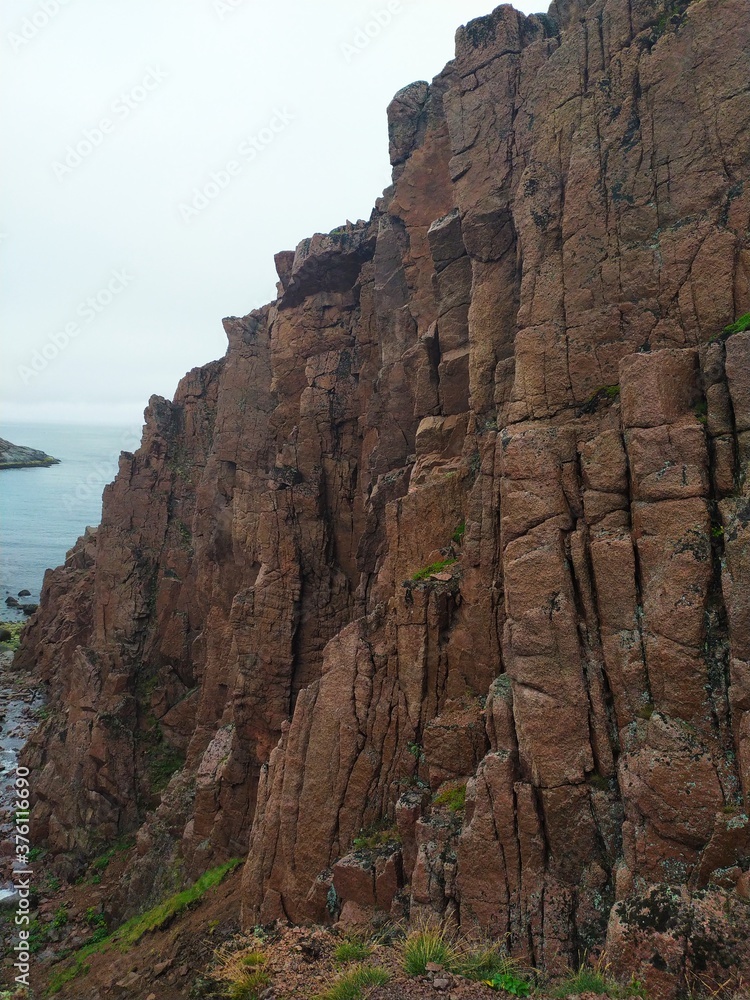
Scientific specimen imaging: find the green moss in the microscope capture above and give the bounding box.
[147,741,185,793]
[452,521,466,544]
[433,784,467,813]
[411,557,457,582]
[710,312,750,343]
[723,312,750,336]
[48,859,243,994]
[352,822,400,852]
[578,385,620,416]
[0,621,25,651]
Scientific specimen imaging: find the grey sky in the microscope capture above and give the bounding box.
[1,0,540,427]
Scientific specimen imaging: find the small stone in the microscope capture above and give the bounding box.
[426,962,444,973]
[115,972,140,989]
[434,978,450,989]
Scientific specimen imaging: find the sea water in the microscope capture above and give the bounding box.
[0,423,142,620]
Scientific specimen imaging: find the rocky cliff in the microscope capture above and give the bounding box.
[17,0,750,994]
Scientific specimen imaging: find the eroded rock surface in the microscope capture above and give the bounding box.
[17,0,750,994]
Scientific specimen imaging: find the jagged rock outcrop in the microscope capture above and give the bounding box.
[17,0,750,994]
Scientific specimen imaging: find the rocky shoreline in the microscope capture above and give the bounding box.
[0,438,59,472]
[0,651,43,906]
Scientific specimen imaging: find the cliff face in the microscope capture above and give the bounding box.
[18,0,750,993]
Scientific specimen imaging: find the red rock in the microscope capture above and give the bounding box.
[15,0,750,986]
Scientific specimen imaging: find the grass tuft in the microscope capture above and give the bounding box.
[227,969,271,1000]
[551,958,648,998]
[403,926,455,976]
[313,964,390,1000]
[334,938,373,964]
[456,944,519,982]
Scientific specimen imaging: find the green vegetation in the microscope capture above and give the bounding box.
[0,621,25,651]
[313,965,390,1000]
[403,927,455,976]
[43,872,62,894]
[485,970,531,995]
[456,946,525,984]
[141,722,185,794]
[710,312,750,343]
[48,859,243,994]
[227,969,271,1000]
[723,312,750,336]
[239,952,267,968]
[87,836,134,881]
[452,520,466,544]
[334,938,373,964]
[27,917,49,954]
[84,907,109,944]
[411,557,457,582]
[114,858,242,947]
[52,906,68,929]
[433,783,467,813]
[352,822,400,852]
[579,385,621,416]
[551,962,647,998]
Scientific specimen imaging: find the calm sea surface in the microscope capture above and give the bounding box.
[0,423,141,621]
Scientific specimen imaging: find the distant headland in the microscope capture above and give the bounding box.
[0,437,60,470]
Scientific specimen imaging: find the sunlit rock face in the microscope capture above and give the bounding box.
[19,0,750,993]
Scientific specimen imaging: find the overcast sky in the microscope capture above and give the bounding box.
[1,0,539,427]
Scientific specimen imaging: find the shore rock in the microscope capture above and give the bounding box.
[0,438,59,471]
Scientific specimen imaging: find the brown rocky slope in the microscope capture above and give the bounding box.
[16,0,750,994]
